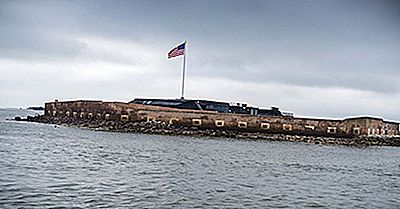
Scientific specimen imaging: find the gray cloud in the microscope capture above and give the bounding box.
[190,50,400,94]
[0,0,399,120]
[0,30,84,60]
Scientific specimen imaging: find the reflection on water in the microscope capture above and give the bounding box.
[0,108,399,208]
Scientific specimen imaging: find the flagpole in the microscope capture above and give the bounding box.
[180,41,187,100]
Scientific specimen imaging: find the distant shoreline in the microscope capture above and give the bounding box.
[27,106,44,111]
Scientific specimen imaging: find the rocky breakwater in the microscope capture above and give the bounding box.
[16,115,400,147]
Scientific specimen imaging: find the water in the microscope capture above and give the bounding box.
[0,108,399,208]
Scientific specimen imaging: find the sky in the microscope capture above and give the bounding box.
[0,0,399,120]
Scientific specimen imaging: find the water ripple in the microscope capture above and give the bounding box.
[1,109,400,208]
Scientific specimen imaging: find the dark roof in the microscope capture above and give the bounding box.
[344,116,384,121]
[130,98,230,113]
[130,98,283,116]
[258,108,283,117]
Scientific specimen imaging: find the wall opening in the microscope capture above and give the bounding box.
[327,127,337,134]
[105,114,110,120]
[121,115,129,121]
[305,125,315,130]
[283,124,292,131]
[215,120,225,127]
[169,118,179,125]
[238,121,248,128]
[146,117,155,122]
[192,119,202,126]
[353,127,361,135]
[261,122,270,129]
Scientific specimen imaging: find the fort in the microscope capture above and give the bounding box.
[24,99,399,146]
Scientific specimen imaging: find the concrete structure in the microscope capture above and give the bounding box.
[45,100,400,137]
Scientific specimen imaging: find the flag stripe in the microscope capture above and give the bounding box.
[168,42,185,59]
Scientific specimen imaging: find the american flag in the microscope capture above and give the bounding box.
[168,42,185,59]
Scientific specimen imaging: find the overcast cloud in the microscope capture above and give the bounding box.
[0,0,399,120]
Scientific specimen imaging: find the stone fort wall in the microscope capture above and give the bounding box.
[44,100,400,137]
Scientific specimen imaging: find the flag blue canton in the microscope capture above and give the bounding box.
[177,43,185,50]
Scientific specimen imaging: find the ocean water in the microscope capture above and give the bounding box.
[0,108,399,208]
